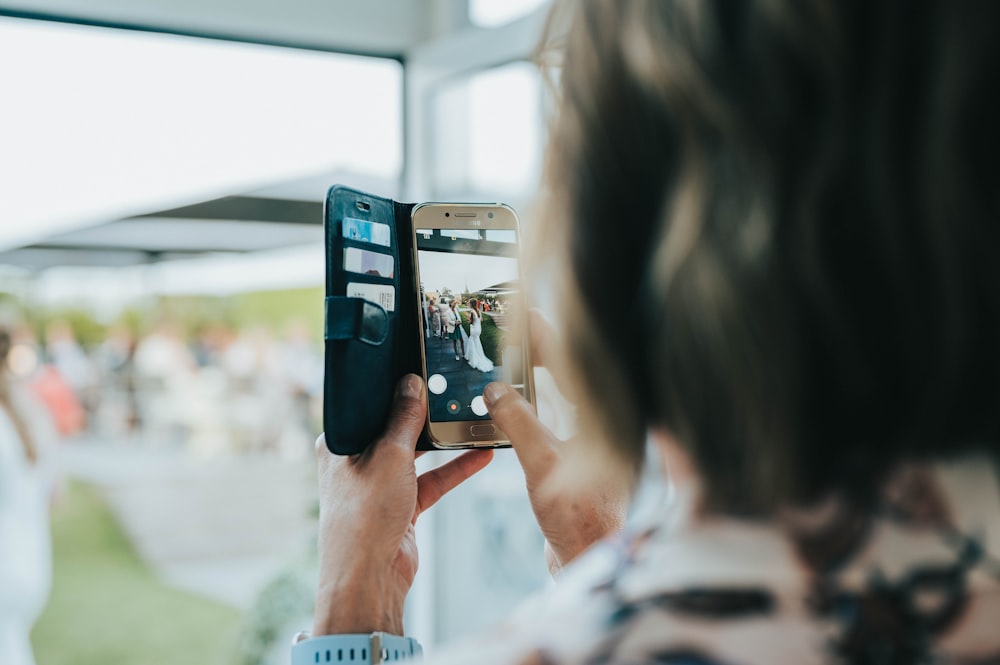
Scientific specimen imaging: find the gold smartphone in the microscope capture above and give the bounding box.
[411,202,534,448]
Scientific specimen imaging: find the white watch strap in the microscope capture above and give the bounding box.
[291,632,422,664]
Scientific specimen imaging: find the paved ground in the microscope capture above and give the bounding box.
[60,437,317,609]
[53,369,582,636]
[425,332,501,421]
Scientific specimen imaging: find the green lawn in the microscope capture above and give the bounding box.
[459,312,503,365]
[31,481,242,665]
[479,314,503,365]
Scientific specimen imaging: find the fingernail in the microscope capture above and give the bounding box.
[483,382,508,405]
[399,374,422,399]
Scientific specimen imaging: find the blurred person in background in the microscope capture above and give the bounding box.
[0,325,58,665]
[223,326,286,451]
[94,324,139,436]
[43,320,97,426]
[26,330,86,440]
[278,321,322,455]
[133,321,196,444]
[192,323,232,369]
[302,1,1000,664]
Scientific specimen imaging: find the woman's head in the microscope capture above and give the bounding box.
[540,0,1000,514]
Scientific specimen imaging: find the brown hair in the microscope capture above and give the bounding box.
[538,0,1000,515]
[0,329,37,464]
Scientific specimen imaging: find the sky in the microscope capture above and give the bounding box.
[417,250,518,297]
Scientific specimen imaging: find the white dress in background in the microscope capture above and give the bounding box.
[464,313,495,373]
[0,405,54,665]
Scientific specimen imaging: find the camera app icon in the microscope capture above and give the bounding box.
[428,374,447,395]
[470,396,488,416]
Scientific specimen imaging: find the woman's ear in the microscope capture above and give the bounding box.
[649,428,707,521]
[649,427,699,487]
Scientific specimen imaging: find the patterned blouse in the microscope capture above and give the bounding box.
[430,456,1000,665]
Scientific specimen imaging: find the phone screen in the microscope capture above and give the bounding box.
[416,227,526,423]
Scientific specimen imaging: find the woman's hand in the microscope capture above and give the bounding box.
[484,311,629,576]
[313,374,493,636]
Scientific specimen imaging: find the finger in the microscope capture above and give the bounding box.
[415,449,494,519]
[483,382,559,484]
[314,433,344,469]
[315,433,327,460]
[314,433,335,477]
[375,374,427,457]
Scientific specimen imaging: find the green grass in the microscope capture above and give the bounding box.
[480,314,503,365]
[31,481,242,665]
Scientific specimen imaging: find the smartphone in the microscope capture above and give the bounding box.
[411,202,534,448]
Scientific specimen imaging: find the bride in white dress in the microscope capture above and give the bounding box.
[0,329,55,665]
[463,300,495,373]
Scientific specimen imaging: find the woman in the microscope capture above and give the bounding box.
[302,1,1000,664]
[446,300,465,361]
[427,298,441,339]
[463,299,494,373]
[0,328,55,665]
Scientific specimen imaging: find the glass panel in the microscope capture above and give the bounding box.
[0,17,402,249]
[428,61,544,206]
[419,59,554,648]
[469,0,550,27]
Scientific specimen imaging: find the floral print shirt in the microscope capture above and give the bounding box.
[430,456,1000,665]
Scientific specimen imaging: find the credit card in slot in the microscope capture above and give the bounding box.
[347,282,395,312]
[344,247,394,278]
[342,217,391,247]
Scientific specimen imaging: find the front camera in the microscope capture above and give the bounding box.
[488,212,494,219]
[445,212,450,217]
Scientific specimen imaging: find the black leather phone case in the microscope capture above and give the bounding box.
[323,185,433,455]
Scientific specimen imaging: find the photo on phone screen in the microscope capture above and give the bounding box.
[416,227,526,423]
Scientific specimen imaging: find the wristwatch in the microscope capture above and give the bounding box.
[291,631,423,664]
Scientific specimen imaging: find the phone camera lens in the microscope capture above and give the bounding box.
[445,212,450,217]
[488,212,494,219]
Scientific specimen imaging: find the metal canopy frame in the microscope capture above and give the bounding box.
[0,6,407,59]
[0,200,324,269]
[134,196,323,225]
